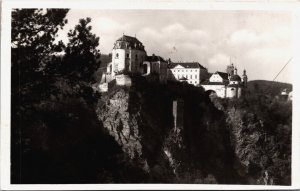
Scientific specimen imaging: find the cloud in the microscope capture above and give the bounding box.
[207,53,230,72]
[230,30,260,45]
[93,17,122,33]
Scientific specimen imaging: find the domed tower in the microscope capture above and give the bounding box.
[226,63,235,77]
[229,69,241,85]
[111,34,147,77]
[227,67,242,98]
[242,69,248,85]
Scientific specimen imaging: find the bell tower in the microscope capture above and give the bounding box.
[242,69,248,85]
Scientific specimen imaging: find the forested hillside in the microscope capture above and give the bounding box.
[10,9,291,185]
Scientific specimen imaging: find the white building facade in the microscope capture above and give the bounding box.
[107,35,147,77]
[168,62,208,86]
[201,65,247,99]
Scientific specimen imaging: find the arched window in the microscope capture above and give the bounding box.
[115,53,119,58]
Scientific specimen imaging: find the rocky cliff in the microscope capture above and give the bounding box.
[96,76,245,183]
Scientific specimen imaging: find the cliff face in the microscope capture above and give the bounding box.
[96,76,244,183]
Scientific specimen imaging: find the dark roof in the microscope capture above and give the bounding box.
[116,35,141,43]
[201,81,227,85]
[230,75,241,81]
[179,77,188,81]
[228,84,242,87]
[215,72,229,80]
[113,35,145,51]
[168,62,206,69]
[146,55,166,62]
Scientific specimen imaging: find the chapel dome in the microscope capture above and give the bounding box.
[230,75,241,81]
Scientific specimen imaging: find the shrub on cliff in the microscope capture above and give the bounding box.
[224,91,292,185]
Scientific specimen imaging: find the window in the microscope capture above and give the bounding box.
[126,53,129,58]
[190,75,192,79]
[195,75,197,79]
[135,54,138,60]
[195,81,197,84]
[115,53,119,58]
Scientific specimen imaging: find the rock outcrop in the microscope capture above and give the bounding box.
[96,76,244,183]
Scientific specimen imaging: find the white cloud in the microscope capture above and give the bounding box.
[207,53,230,72]
[93,17,122,34]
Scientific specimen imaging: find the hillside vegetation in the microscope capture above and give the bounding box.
[11,9,291,185]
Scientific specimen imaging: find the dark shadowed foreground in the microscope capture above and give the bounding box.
[11,75,291,184]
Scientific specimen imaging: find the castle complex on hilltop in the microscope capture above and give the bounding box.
[99,34,247,98]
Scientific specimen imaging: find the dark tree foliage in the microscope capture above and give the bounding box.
[63,17,101,82]
[222,89,292,185]
[11,9,145,184]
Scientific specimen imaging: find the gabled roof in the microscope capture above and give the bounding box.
[168,62,206,69]
[213,71,229,80]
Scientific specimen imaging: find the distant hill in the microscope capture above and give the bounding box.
[247,80,292,96]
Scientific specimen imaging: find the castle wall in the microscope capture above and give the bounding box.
[112,49,126,76]
[226,87,237,98]
[116,74,132,86]
[202,84,226,98]
[129,49,146,73]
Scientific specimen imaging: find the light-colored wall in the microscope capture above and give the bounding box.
[115,74,132,86]
[209,74,223,83]
[226,87,236,98]
[112,49,126,77]
[201,84,226,98]
[111,48,146,76]
[169,67,200,86]
[226,87,242,98]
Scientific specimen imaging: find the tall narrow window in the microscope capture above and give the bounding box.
[126,53,129,58]
[115,53,119,58]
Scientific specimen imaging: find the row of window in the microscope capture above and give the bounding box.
[176,74,198,79]
[188,81,198,85]
[115,53,143,60]
[172,69,198,73]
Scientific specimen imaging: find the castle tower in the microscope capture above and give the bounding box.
[226,63,234,77]
[111,34,147,77]
[242,69,248,85]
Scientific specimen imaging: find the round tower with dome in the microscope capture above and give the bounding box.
[109,34,147,77]
[226,67,243,98]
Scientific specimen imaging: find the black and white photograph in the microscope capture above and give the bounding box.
[1,0,300,190]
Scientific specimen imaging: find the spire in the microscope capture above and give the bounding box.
[234,67,237,75]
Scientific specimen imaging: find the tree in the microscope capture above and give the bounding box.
[12,9,68,74]
[63,17,101,82]
[11,9,69,183]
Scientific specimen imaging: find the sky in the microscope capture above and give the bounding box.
[57,9,293,83]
